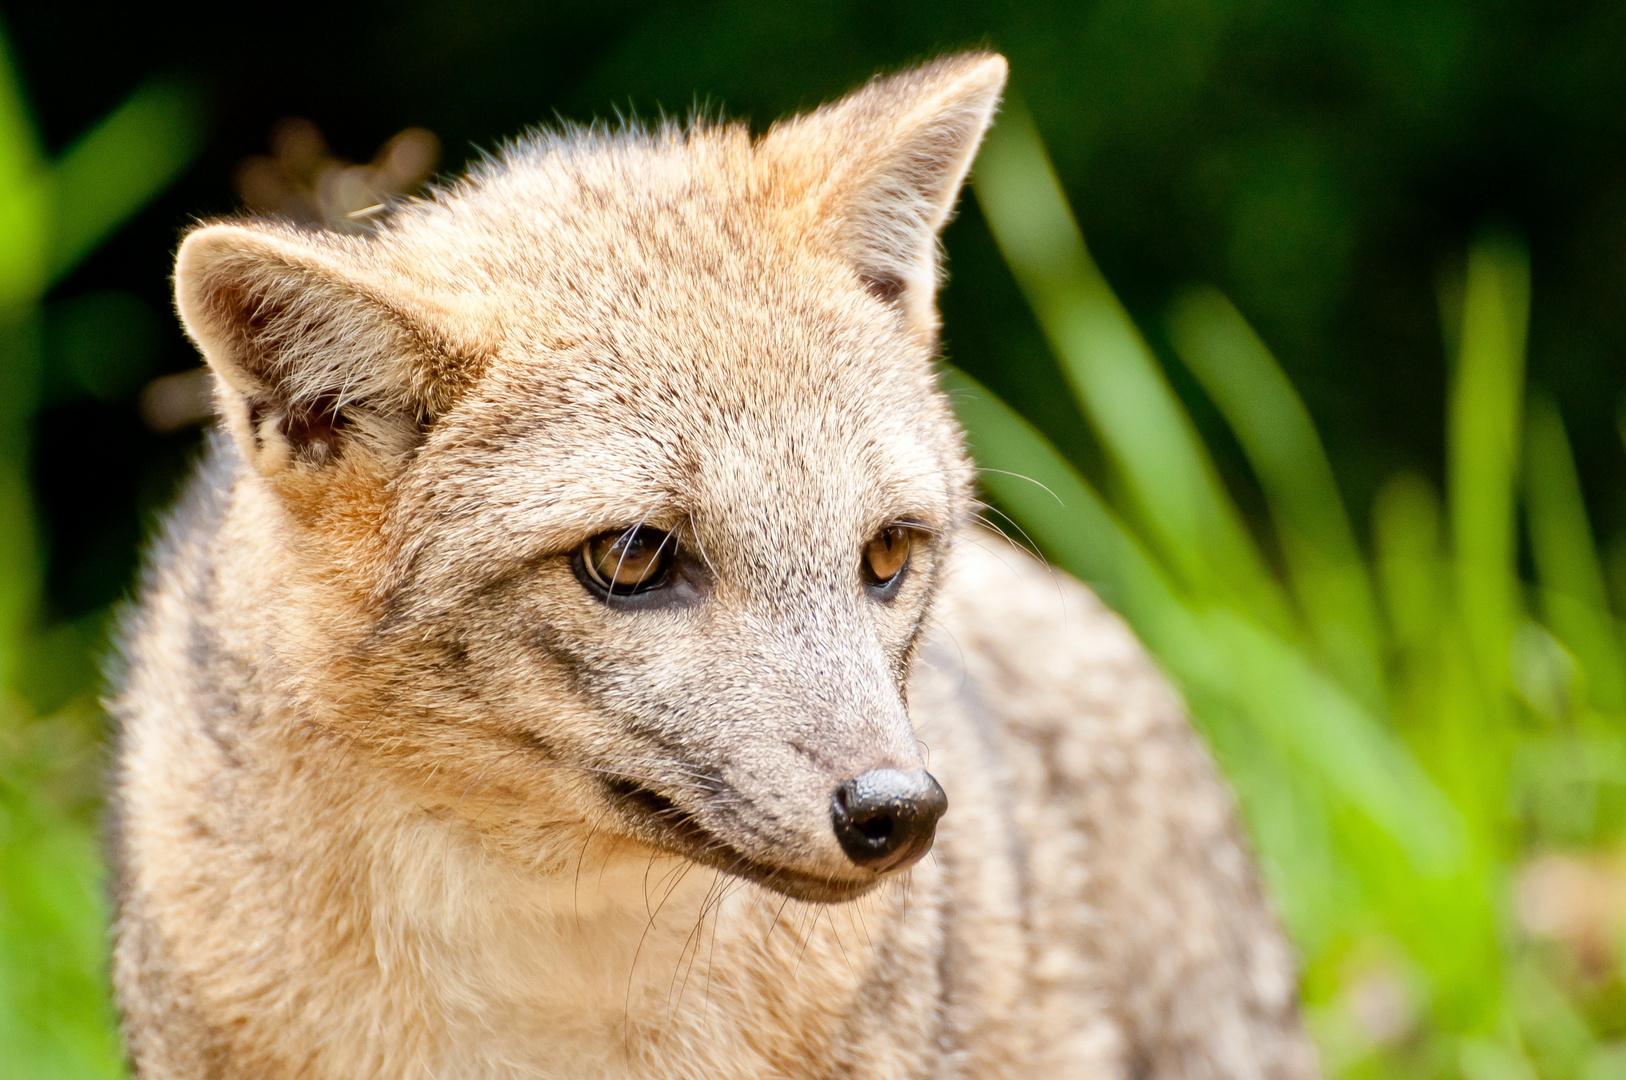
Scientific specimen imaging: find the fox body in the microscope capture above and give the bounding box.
[111,54,1316,1078]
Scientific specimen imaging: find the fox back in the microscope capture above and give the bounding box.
[112,53,1317,1079]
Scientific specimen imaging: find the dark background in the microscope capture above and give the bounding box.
[8,0,1626,624]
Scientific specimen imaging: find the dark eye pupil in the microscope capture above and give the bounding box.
[583,527,672,592]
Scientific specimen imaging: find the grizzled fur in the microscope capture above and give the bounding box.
[111,53,1318,1078]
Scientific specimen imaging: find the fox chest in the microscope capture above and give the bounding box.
[356,862,885,1080]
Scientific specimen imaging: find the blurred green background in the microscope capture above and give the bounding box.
[5,1,1626,1077]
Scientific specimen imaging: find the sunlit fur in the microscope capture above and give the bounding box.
[111,53,1317,1078]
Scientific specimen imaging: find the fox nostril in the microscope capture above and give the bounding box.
[830,768,947,873]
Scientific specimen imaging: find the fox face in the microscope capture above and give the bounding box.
[377,287,967,902]
[173,54,1006,903]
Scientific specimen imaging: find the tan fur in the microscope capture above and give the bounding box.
[111,53,1318,1078]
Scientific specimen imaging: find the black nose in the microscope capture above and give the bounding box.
[830,768,947,872]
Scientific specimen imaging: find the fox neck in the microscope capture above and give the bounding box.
[298,750,922,1077]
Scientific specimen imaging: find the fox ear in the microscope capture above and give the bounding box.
[762,52,1007,335]
[174,223,485,475]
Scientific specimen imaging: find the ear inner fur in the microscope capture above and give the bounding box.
[175,223,487,474]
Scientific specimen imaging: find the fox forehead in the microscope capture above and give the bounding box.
[379,127,853,338]
[372,133,964,558]
[432,129,821,298]
[398,342,960,582]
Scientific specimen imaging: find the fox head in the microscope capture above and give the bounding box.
[173,53,1006,903]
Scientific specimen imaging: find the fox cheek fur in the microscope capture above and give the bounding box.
[367,493,948,896]
[114,50,1317,1080]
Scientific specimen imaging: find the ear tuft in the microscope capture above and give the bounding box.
[174,223,483,473]
[763,52,1007,335]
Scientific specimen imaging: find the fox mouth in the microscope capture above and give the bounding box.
[600,777,877,904]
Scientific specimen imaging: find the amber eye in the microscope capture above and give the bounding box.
[580,527,674,594]
[863,526,917,588]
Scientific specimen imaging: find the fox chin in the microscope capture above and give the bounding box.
[110,52,1319,1080]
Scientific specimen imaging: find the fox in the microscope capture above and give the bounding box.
[109,52,1318,1079]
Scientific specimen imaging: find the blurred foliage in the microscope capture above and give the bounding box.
[0,26,200,1080]
[6,0,1626,620]
[3,1,1626,1078]
[955,109,1626,1078]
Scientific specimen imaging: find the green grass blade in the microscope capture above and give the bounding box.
[0,23,38,187]
[1449,237,1529,699]
[1523,391,1624,711]
[0,758,125,1080]
[0,445,42,690]
[47,77,203,284]
[1168,285,1384,705]
[971,100,1294,637]
[1195,603,1466,873]
[1373,472,1446,657]
[0,25,45,305]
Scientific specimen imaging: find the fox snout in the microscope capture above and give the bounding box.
[590,677,946,902]
[602,756,948,901]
